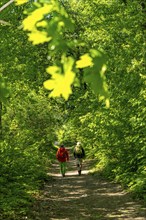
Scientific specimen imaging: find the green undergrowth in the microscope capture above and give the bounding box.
[90,158,146,203]
[0,140,56,220]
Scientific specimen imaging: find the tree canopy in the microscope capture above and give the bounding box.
[0,0,146,218]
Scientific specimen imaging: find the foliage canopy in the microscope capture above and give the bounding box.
[0,0,146,218]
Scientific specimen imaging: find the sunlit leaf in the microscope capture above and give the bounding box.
[23,5,53,31]
[36,21,48,28]
[76,53,93,68]
[15,0,28,5]
[28,30,52,45]
[44,56,75,100]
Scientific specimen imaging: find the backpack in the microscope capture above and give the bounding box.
[58,148,66,159]
[74,146,83,155]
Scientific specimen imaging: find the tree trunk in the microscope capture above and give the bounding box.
[0,101,2,140]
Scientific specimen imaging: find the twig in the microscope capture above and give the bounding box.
[0,0,14,13]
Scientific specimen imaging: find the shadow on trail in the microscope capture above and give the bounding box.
[29,159,146,220]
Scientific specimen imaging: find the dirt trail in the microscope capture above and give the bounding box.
[28,158,146,220]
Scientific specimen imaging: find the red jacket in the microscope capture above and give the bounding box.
[56,147,69,162]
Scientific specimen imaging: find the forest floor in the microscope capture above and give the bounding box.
[28,156,146,220]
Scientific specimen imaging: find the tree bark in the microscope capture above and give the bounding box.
[0,102,2,140]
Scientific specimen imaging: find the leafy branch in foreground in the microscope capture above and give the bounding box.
[15,0,109,106]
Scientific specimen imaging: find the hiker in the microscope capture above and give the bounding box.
[56,144,69,177]
[73,142,85,175]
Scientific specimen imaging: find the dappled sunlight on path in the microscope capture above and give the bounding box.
[47,169,89,178]
[28,158,146,220]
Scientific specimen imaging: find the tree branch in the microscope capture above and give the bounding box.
[0,19,11,25]
[0,0,14,12]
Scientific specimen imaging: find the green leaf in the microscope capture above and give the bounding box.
[28,30,52,45]
[76,53,93,68]
[84,64,108,96]
[83,50,109,106]
[23,5,53,31]
[44,56,75,100]
[15,0,28,5]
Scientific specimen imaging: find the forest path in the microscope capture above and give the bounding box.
[29,157,146,220]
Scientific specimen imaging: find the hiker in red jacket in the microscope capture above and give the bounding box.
[56,144,69,177]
